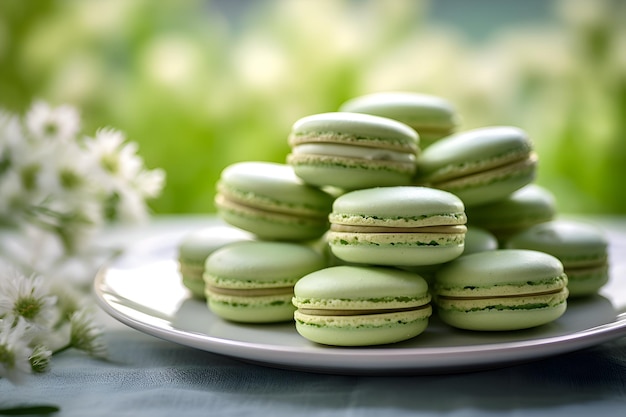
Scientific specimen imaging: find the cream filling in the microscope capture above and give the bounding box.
[437,287,565,301]
[330,224,467,234]
[206,284,294,297]
[215,193,328,226]
[292,143,416,164]
[423,153,537,189]
[297,304,431,316]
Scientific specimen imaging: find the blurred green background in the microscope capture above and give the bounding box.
[1,0,624,215]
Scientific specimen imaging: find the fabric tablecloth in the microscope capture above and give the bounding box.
[2,215,626,417]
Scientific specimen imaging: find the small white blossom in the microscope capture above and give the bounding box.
[0,266,58,329]
[0,317,33,384]
[25,100,80,143]
[69,309,107,358]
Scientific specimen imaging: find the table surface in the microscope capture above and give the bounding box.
[2,215,626,417]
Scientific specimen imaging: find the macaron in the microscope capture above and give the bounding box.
[415,126,537,207]
[287,112,419,190]
[339,91,459,148]
[177,225,254,298]
[506,220,609,297]
[400,226,498,280]
[214,161,335,241]
[465,184,557,245]
[463,226,499,255]
[327,186,467,266]
[292,265,432,346]
[204,241,327,323]
[433,249,569,331]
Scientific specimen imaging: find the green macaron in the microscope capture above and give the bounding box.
[177,225,254,298]
[339,91,460,148]
[287,112,419,190]
[415,126,537,207]
[506,220,609,297]
[204,240,327,323]
[433,249,569,331]
[465,184,557,245]
[327,186,467,266]
[292,265,432,346]
[463,226,499,255]
[214,161,335,241]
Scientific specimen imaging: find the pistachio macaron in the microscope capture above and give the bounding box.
[465,184,557,245]
[204,241,327,323]
[327,186,467,266]
[339,91,460,148]
[415,126,537,207]
[287,112,419,190]
[506,220,609,297]
[292,265,432,346]
[433,249,569,331]
[177,225,254,298]
[214,161,335,241]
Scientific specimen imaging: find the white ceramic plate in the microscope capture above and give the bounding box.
[94,227,626,375]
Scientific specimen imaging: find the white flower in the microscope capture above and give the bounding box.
[29,344,52,373]
[133,167,166,199]
[25,100,80,143]
[69,309,107,358]
[0,266,57,329]
[0,317,33,384]
[85,128,143,187]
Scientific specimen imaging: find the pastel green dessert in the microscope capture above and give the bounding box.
[463,226,499,255]
[433,249,569,331]
[287,112,419,190]
[327,186,467,266]
[465,184,557,244]
[339,91,460,148]
[178,225,254,298]
[400,226,498,282]
[415,126,537,207]
[292,265,432,346]
[506,220,609,297]
[214,161,335,241]
[204,241,327,323]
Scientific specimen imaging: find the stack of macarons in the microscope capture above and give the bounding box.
[178,90,609,345]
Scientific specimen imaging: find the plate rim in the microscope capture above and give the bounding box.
[94,262,626,375]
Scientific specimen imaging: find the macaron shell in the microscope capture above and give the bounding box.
[330,186,466,227]
[415,126,536,206]
[328,235,465,266]
[294,310,430,346]
[433,249,568,331]
[437,302,567,331]
[215,162,334,240]
[435,249,566,295]
[288,112,419,190]
[208,295,295,323]
[328,186,467,266]
[178,226,255,298]
[505,220,608,268]
[289,112,419,151]
[565,265,609,297]
[506,220,609,297]
[465,184,557,241]
[205,241,327,287]
[288,159,415,190]
[205,241,326,323]
[463,226,498,255]
[338,92,459,146]
[417,126,533,182]
[293,265,431,346]
[293,265,429,303]
[216,162,334,215]
[429,153,537,207]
